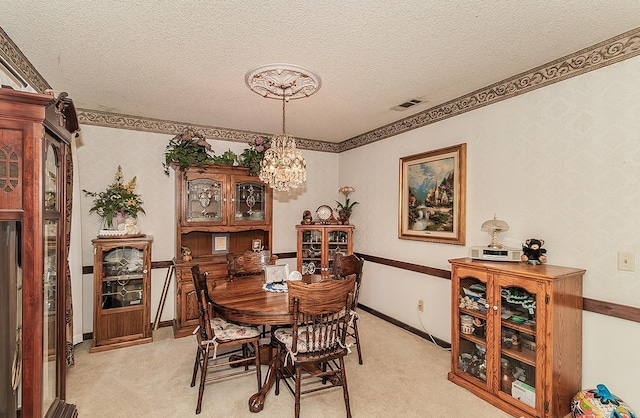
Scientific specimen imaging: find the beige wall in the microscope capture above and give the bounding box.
[345,55,640,407]
[74,54,640,408]
[75,126,339,332]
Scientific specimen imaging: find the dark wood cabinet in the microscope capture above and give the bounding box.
[91,236,153,352]
[448,258,584,418]
[0,88,78,417]
[172,164,273,337]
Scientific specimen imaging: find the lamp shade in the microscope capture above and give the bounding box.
[481,215,509,248]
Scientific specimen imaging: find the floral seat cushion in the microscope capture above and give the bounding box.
[209,317,260,341]
[273,326,339,354]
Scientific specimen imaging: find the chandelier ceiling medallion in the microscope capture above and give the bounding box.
[245,64,321,192]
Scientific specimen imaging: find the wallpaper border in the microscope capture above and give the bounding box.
[340,27,640,151]
[0,26,50,93]
[2,26,639,152]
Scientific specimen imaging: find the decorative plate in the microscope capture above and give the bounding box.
[316,205,333,221]
[288,270,302,281]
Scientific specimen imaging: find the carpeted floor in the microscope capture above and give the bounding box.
[66,311,511,417]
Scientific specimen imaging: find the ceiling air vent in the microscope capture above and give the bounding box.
[390,98,424,111]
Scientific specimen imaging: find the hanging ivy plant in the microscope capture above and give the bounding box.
[212,149,239,166]
[163,129,216,176]
[239,136,271,176]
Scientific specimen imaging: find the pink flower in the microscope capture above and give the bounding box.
[255,137,264,145]
[255,145,264,152]
[196,139,212,150]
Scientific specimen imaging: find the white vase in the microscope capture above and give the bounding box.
[109,213,126,230]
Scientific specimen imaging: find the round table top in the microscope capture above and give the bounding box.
[209,274,328,325]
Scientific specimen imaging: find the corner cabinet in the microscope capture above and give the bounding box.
[91,236,153,352]
[172,164,273,337]
[296,225,354,274]
[448,258,584,418]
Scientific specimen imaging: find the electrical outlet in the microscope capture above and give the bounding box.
[418,299,424,312]
[618,251,635,272]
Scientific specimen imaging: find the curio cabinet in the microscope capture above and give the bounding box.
[448,258,584,418]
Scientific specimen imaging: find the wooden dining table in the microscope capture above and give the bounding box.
[208,273,328,413]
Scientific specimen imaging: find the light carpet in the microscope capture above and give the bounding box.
[66,311,511,417]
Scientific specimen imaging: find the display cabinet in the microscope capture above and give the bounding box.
[172,164,273,337]
[0,88,78,417]
[448,258,584,418]
[91,236,153,352]
[296,225,354,274]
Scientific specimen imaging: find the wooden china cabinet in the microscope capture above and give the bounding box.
[296,224,354,274]
[91,236,153,352]
[172,164,273,337]
[0,88,79,417]
[448,258,584,418]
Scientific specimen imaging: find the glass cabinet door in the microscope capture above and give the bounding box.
[300,228,323,274]
[455,274,489,388]
[100,247,145,309]
[233,180,266,223]
[496,280,539,410]
[42,142,60,416]
[327,229,350,271]
[186,177,224,222]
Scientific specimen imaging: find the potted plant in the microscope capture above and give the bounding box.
[335,186,359,225]
[83,166,146,230]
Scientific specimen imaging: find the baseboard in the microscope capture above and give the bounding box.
[358,303,451,349]
[81,320,174,342]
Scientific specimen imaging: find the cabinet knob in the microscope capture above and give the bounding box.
[143,269,148,274]
[493,305,499,311]
[484,303,490,309]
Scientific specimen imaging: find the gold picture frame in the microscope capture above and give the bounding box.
[399,143,466,245]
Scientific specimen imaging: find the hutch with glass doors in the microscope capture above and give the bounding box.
[91,236,153,352]
[448,258,584,418]
[296,225,354,274]
[172,164,273,337]
[0,88,79,417]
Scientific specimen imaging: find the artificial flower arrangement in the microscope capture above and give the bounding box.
[336,186,359,218]
[163,128,216,175]
[83,166,145,228]
[239,136,271,175]
[163,128,270,177]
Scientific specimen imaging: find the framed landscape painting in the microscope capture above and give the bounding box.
[399,143,466,245]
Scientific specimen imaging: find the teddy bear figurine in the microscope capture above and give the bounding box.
[521,238,547,264]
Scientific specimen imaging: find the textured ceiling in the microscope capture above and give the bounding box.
[1,1,640,143]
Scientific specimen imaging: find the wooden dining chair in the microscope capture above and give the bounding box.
[332,253,365,364]
[272,275,356,418]
[190,266,262,415]
[226,250,275,280]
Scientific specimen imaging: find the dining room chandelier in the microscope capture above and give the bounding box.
[245,64,321,192]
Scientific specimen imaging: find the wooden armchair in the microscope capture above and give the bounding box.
[189,265,262,414]
[272,275,356,418]
[332,253,365,364]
